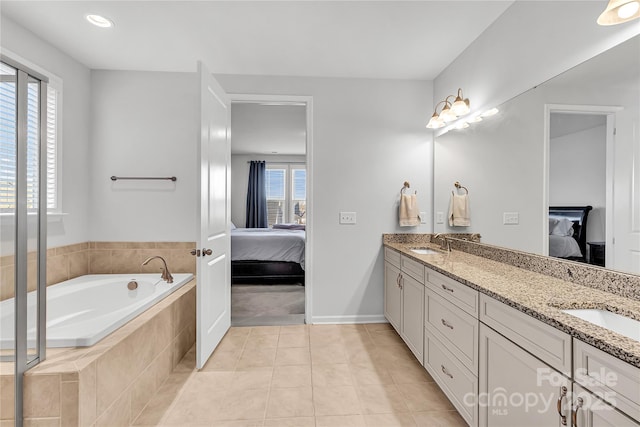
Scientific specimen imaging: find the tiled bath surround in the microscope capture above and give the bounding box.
[0,241,196,301]
[0,279,196,426]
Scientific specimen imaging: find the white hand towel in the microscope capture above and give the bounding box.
[449,192,470,227]
[399,193,421,227]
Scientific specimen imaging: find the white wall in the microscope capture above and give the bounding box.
[89,71,199,242]
[0,15,91,250]
[230,154,306,228]
[434,1,639,120]
[219,74,433,322]
[550,125,606,242]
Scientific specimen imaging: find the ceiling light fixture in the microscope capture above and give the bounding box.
[86,14,114,28]
[597,0,640,25]
[426,88,470,129]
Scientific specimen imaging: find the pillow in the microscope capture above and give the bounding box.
[551,218,574,237]
[548,218,559,235]
[230,222,236,230]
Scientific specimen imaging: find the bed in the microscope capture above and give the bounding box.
[548,206,592,262]
[231,226,305,284]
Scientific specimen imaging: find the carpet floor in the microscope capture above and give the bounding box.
[231,284,305,326]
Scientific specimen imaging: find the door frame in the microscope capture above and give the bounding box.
[542,104,622,265]
[228,94,314,324]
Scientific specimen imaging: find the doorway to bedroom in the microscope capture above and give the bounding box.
[229,96,311,326]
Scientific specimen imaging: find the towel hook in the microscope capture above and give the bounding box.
[454,181,469,194]
[400,181,416,195]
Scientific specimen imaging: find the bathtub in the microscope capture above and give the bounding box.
[0,273,193,348]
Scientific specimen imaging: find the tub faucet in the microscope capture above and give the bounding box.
[141,256,174,283]
[433,233,451,252]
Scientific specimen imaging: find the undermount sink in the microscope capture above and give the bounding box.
[410,248,439,255]
[561,309,640,341]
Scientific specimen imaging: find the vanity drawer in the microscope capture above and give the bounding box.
[479,294,571,375]
[425,289,478,374]
[426,268,478,316]
[574,339,640,422]
[424,331,477,427]
[384,247,401,268]
[401,255,425,283]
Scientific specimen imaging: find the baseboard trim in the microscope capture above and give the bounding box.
[309,314,388,324]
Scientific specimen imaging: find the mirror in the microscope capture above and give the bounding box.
[434,35,640,275]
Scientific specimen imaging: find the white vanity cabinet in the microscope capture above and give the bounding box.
[383,248,425,362]
[572,383,640,427]
[423,267,479,427]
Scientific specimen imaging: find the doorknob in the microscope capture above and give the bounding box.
[190,249,201,257]
[202,248,213,256]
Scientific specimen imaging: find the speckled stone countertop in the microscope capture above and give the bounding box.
[383,240,640,369]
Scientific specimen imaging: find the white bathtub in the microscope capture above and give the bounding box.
[0,273,193,348]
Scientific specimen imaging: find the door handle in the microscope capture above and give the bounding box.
[190,249,201,257]
[202,248,213,256]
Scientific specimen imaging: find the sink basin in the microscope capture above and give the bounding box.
[561,309,640,341]
[410,248,439,255]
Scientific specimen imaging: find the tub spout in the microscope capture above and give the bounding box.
[141,256,174,283]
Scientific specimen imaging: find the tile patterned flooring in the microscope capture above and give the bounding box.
[133,324,466,427]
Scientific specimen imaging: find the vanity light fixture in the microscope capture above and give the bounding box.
[481,108,499,117]
[426,88,471,129]
[468,115,483,123]
[597,0,640,25]
[86,14,114,28]
[454,121,470,130]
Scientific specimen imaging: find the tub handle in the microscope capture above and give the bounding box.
[190,249,201,257]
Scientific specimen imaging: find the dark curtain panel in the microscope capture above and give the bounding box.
[246,160,268,228]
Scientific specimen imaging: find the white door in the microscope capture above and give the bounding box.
[196,62,231,369]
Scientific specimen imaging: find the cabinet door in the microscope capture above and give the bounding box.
[572,384,640,427]
[401,273,424,362]
[479,324,569,427]
[384,261,402,332]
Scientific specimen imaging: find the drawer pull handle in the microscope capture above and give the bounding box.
[441,365,453,379]
[571,397,583,427]
[396,274,401,288]
[441,319,454,330]
[557,386,567,426]
[441,284,454,293]
[399,274,403,290]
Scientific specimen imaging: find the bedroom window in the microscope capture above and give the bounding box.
[265,164,306,226]
[0,61,60,213]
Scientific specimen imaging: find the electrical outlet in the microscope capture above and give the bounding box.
[436,212,444,224]
[420,212,427,224]
[503,212,519,225]
[339,212,356,224]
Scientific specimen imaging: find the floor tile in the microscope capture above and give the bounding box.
[313,385,362,416]
[275,347,311,366]
[364,412,417,426]
[264,417,314,427]
[277,333,310,348]
[266,386,314,418]
[397,382,455,412]
[369,330,405,347]
[349,363,394,386]
[311,363,353,387]
[279,324,309,334]
[236,347,277,369]
[271,365,312,388]
[315,414,367,427]
[201,349,241,372]
[249,326,281,336]
[217,334,248,352]
[412,410,467,427]
[356,383,410,414]
[211,420,264,427]
[311,344,348,365]
[132,372,191,425]
[387,363,434,384]
[364,323,394,332]
[230,367,273,390]
[215,388,269,421]
[244,334,279,349]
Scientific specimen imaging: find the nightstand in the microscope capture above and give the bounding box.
[587,242,605,267]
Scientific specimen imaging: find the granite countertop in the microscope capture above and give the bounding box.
[384,241,640,368]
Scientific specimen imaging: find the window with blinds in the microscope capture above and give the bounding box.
[265,164,306,226]
[0,62,58,212]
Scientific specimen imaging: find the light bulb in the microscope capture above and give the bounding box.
[618,1,639,18]
[451,97,470,116]
[439,106,457,123]
[426,115,445,129]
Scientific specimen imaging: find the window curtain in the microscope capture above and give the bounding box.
[246,160,268,228]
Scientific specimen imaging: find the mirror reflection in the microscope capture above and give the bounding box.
[434,35,640,275]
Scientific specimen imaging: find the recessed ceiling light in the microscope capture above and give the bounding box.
[86,14,114,28]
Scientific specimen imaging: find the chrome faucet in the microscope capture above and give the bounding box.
[469,233,482,242]
[433,233,451,252]
[141,256,174,283]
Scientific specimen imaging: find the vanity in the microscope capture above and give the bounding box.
[383,234,640,427]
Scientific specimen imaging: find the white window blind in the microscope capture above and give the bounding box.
[0,61,58,212]
[265,164,306,226]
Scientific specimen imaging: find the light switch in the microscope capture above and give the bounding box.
[503,212,519,225]
[420,212,427,224]
[339,212,356,224]
[436,212,444,224]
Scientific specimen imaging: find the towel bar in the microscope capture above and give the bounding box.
[110,176,177,182]
[454,181,468,194]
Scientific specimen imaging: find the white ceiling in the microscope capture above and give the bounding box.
[0,1,512,80]
[231,103,306,155]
